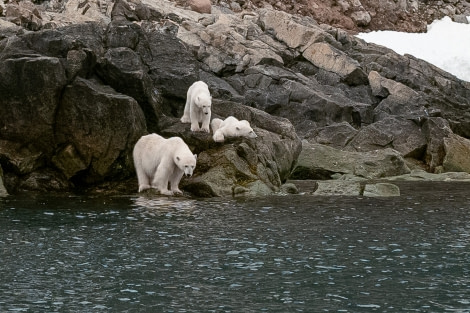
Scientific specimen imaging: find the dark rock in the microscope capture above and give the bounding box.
[305,122,358,149]
[346,116,427,158]
[55,77,146,185]
[0,55,67,153]
[422,117,453,172]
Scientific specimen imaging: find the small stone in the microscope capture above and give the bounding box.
[189,0,211,14]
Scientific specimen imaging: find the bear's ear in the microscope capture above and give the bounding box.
[194,154,197,160]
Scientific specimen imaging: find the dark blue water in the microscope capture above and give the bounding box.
[1,182,469,312]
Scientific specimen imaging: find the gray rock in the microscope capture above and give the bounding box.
[292,141,411,180]
[303,42,368,85]
[280,182,299,194]
[313,181,362,196]
[443,134,470,173]
[5,0,42,31]
[422,117,453,172]
[350,10,371,27]
[346,116,427,158]
[386,169,470,181]
[306,122,358,149]
[363,183,400,197]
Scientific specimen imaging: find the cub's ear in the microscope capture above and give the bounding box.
[176,156,180,161]
[194,154,197,160]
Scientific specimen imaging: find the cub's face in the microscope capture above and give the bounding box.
[175,154,197,177]
[236,121,257,139]
[196,95,212,115]
[237,127,257,138]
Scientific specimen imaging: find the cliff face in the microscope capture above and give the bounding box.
[246,0,470,33]
[1,0,470,196]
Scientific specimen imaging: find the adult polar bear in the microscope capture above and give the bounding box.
[133,134,197,195]
[211,116,258,142]
[180,81,212,132]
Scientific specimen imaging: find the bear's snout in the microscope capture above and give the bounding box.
[184,168,194,177]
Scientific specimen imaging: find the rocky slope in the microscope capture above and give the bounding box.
[246,0,470,33]
[1,0,470,197]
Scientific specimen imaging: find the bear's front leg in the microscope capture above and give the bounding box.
[200,120,210,133]
[160,189,174,196]
[169,169,185,196]
[190,121,201,132]
[138,184,152,192]
[200,112,211,133]
[152,166,173,196]
[213,129,225,142]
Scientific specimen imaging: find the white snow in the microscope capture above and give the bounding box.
[357,16,470,82]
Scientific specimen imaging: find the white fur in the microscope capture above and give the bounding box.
[180,81,212,132]
[211,116,258,142]
[133,134,197,195]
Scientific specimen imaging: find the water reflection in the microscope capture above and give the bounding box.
[132,195,199,217]
[1,183,470,312]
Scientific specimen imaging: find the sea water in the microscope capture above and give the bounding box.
[0,181,469,312]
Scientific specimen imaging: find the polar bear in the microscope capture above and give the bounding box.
[180,81,212,132]
[133,133,197,195]
[211,116,258,142]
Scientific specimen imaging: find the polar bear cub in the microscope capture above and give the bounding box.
[180,81,212,132]
[133,133,197,195]
[211,116,258,142]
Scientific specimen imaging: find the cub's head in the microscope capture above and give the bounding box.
[196,94,212,115]
[175,154,197,177]
[236,120,258,139]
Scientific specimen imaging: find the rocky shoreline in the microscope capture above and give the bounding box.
[1,0,470,197]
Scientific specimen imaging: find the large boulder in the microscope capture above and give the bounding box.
[442,134,470,173]
[292,141,411,180]
[54,78,146,184]
[345,116,427,158]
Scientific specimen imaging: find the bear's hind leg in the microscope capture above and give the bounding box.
[181,98,191,124]
[136,165,151,192]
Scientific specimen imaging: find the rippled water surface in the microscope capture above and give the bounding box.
[1,182,469,312]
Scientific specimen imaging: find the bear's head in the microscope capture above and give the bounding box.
[175,154,197,177]
[196,94,212,115]
[236,120,257,139]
